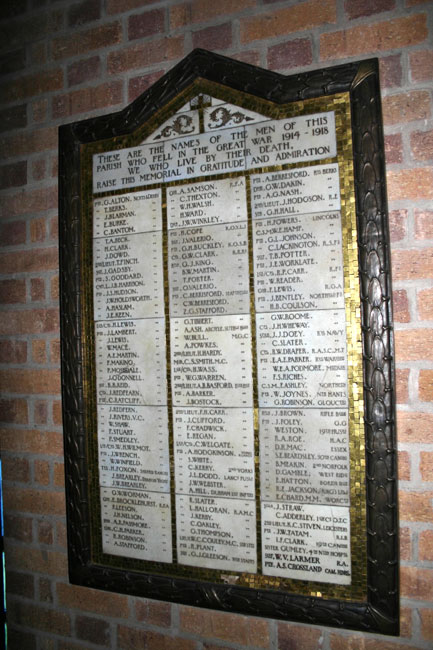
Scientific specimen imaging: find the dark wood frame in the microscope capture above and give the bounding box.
[59,50,399,635]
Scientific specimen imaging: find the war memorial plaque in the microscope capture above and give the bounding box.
[59,51,399,634]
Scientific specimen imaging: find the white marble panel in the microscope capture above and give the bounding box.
[250,164,340,219]
[260,408,349,505]
[245,111,336,169]
[168,221,250,317]
[173,407,255,499]
[253,210,344,313]
[170,315,253,408]
[204,102,271,131]
[256,309,348,409]
[144,109,199,143]
[177,494,257,572]
[94,230,164,320]
[95,317,167,406]
[98,404,170,492]
[166,177,247,230]
[262,502,351,584]
[93,190,162,238]
[101,487,172,562]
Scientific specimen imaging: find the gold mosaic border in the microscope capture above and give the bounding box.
[80,80,367,601]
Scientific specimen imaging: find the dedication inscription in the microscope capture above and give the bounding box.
[91,93,361,588]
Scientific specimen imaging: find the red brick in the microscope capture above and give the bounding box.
[53,462,64,487]
[171,0,255,27]
[39,577,53,603]
[0,340,27,364]
[76,615,110,645]
[419,370,433,401]
[241,0,336,43]
[2,456,30,483]
[49,217,58,242]
[411,129,433,161]
[117,627,196,650]
[384,133,402,165]
[410,49,433,82]
[0,48,26,76]
[6,570,34,598]
[232,50,261,66]
[420,609,433,641]
[5,545,67,577]
[31,278,46,302]
[392,289,410,322]
[0,368,60,394]
[0,221,26,246]
[34,400,48,425]
[0,279,26,304]
[398,411,433,443]
[108,37,183,74]
[407,0,432,5]
[31,42,47,67]
[34,460,50,486]
[0,309,58,336]
[56,521,67,548]
[7,629,36,650]
[135,599,171,626]
[415,209,433,240]
[50,339,60,364]
[53,401,63,426]
[52,22,122,60]
[400,607,412,638]
[0,127,57,159]
[32,98,48,123]
[192,23,232,51]
[387,168,433,200]
[57,583,129,617]
[398,450,410,481]
[52,81,123,119]
[4,514,32,543]
[330,635,419,650]
[68,0,101,27]
[0,104,27,134]
[379,54,402,88]
[399,490,433,522]
[419,530,433,561]
[107,0,157,13]
[418,288,433,320]
[30,217,46,242]
[395,329,433,361]
[321,13,427,59]
[128,8,165,40]
[32,158,46,181]
[67,55,101,87]
[180,607,269,646]
[420,451,433,481]
[0,249,58,275]
[396,368,409,403]
[268,38,313,71]
[345,0,395,19]
[0,185,57,218]
[8,600,70,635]
[128,70,165,103]
[38,520,54,545]
[0,161,27,189]
[382,90,431,125]
[3,487,65,515]
[278,623,321,650]
[0,69,63,104]
[0,398,28,424]
[401,566,433,600]
[392,249,433,282]
[400,527,412,561]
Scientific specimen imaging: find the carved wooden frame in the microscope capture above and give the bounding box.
[59,50,399,635]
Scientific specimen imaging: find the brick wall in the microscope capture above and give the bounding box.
[0,0,432,648]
